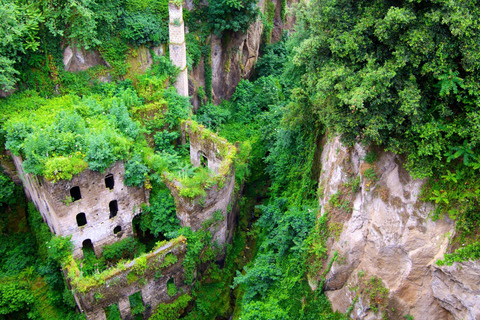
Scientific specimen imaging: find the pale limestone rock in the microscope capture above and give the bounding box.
[63,45,108,72]
[432,261,480,320]
[317,136,480,319]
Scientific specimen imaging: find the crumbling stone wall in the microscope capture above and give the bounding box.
[12,155,147,258]
[169,3,188,96]
[165,121,237,246]
[66,237,188,320]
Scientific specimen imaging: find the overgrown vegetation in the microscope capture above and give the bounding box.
[0,199,83,319]
[3,0,480,319]
[289,0,480,264]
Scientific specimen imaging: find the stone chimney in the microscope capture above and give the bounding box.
[168,2,188,96]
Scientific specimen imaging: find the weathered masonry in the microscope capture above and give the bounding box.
[165,120,237,246]
[169,2,188,96]
[11,155,147,258]
[64,237,188,320]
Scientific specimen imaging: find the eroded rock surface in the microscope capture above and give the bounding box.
[63,45,108,72]
[318,136,480,319]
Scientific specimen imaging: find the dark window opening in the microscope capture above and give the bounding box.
[114,226,122,234]
[128,292,144,318]
[104,303,121,319]
[76,212,87,227]
[109,200,118,218]
[105,174,114,190]
[82,239,94,258]
[167,278,177,297]
[200,152,208,168]
[70,186,82,201]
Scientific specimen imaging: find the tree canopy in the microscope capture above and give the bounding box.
[291,0,480,177]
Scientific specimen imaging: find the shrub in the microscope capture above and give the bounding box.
[150,294,192,320]
[124,154,149,187]
[102,237,136,262]
[0,172,15,206]
[47,236,74,263]
[121,12,168,46]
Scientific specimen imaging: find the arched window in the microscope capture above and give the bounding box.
[113,226,122,234]
[105,174,114,190]
[70,186,82,201]
[199,151,208,168]
[109,200,118,218]
[167,278,177,297]
[76,213,87,227]
[82,239,94,257]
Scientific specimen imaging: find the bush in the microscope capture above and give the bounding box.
[102,237,136,262]
[0,172,15,206]
[150,294,192,320]
[47,236,74,263]
[121,11,168,46]
[204,0,260,35]
[139,184,179,238]
[124,154,149,187]
[154,130,180,153]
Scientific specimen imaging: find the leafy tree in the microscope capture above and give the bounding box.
[0,172,15,206]
[47,235,73,263]
[124,154,149,187]
[102,237,136,262]
[0,282,34,316]
[202,0,260,36]
[154,130,180,153]
[290,0,480,178]
[139,184,179,238]
[0,0,43,91]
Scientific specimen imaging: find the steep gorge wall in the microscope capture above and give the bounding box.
[189,0,297,106]
[317,135,480,319]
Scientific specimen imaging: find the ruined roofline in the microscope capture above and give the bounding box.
[63,235,188,319]
[181,119,236,177]
[64,235,186,294]
[162,120,236,198]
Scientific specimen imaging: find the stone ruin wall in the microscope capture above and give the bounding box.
[169,3,188,97]
[11,155,147,258]
[165,121,237,247]
[68,237,189,320]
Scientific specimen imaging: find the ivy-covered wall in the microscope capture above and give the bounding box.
[164,120,237,246]
[65,236,188,320]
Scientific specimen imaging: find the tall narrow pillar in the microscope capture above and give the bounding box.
[168,2,188,96]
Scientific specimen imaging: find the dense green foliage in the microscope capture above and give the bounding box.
[138,181,180,239]
[0,171,15,207]
[291,0,480,177]
[288,0,480,263]
[0,202,83,319]
[192,32,344,318]
[0,0,172,91]
[4,0,480,318]
[202,0,259,36]
[150,294,192,320]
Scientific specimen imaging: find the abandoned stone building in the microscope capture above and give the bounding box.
[12,155,146,258]
[165,120,237,246]
[9,117,238,320]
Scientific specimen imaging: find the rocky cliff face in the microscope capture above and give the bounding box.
[189,0,297,106]
[317,136,480,319]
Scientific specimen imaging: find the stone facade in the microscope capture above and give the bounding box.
[169,3,188,96]
[165,121,237,246]
[67,237,189,320]
[12,155,147,258]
